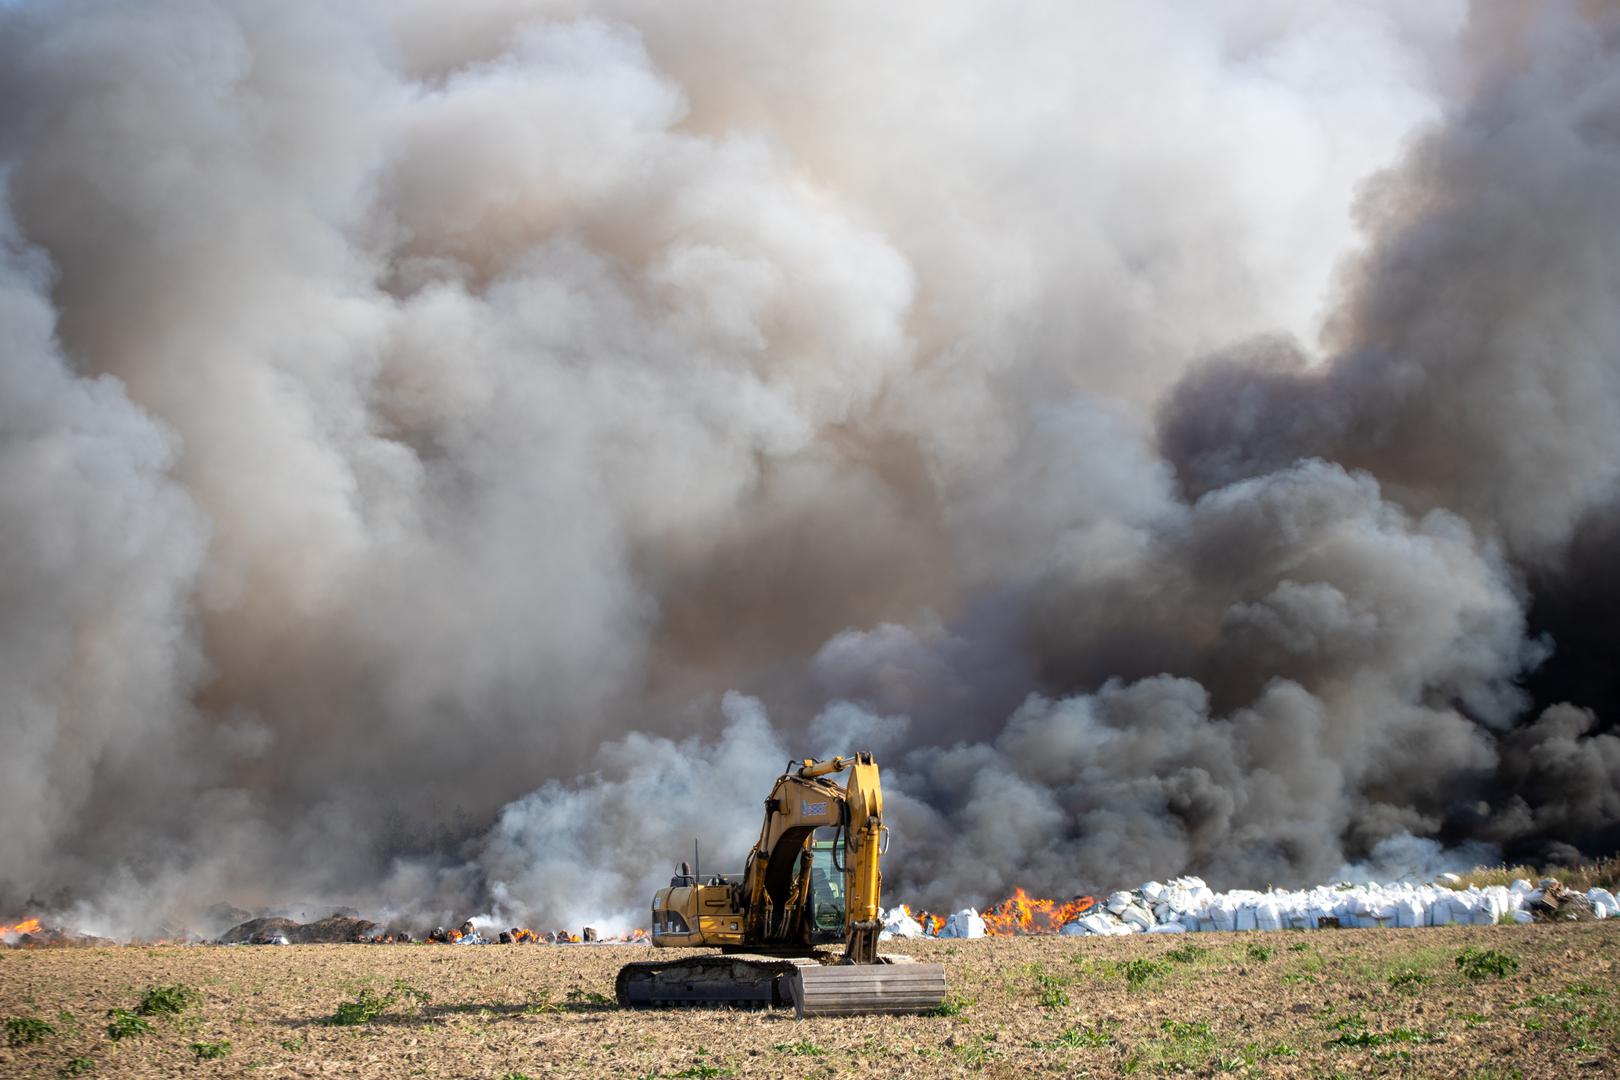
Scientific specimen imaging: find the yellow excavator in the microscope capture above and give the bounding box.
[614,752,947,1017]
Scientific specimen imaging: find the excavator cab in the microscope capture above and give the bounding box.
[807,835,846,940]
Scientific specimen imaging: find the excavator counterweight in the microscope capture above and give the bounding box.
[614,753,947,1017]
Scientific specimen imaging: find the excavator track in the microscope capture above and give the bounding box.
[615,954,810,1008]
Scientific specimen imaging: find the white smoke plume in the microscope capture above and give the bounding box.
[2,0,1618,934]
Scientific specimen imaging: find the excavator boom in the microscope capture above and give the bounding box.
[614,752,947,1017]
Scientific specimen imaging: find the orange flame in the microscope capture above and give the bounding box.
[899,904,948,936]
[1,918,42,936]
[981,888,1097,935]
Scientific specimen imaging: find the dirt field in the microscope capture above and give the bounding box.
[3,922,1616,1078]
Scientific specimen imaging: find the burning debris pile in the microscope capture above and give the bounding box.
[898,890,1100,939]
[215,913,649,947]
[883,877,1620,940]
[0,917,113,949]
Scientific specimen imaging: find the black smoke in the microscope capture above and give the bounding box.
[1,0,1617,933]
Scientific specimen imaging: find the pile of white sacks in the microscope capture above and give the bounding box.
[881,875,1620,939]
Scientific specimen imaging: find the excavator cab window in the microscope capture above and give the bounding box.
[807,834,846,941]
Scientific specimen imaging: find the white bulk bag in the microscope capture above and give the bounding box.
[941,909,986,938]
[1120,905,1154,932]
[883,909,923,938]
[1394,897,1425,929]
[1079,913,1122,936]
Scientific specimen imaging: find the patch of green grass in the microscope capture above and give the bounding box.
[1456,948,1519,980]
[1330,1026,1438,1050]
[1056,1025,1111,1049]
[1567,1036,1602,1053]
[1389,969,1431,991]
[564,989,614,1008]
[1290,950,1328,973]
[1024,962,1071,1007]
[1326,1030,1384,1048]
[1245,943,1272,962]
[137,984,198,1016]
[930,993,973,1017]
[952,1034,1000,1070]
[772,1040,825,1056]
[58,1058,94,1078]
[278,1035,306,1051]
[1033,1025,1111,1049]
[1326,1011,1367,1034]
[499,1073,536,1080]
[6,1016,56,1046]
[1123,1017,1220,1073]
[1121,957,1167,989]
[1165,943,1209,964]
[1462,1012,1488,1026]
[105,1009,153,1040]
[324,980,431,1026]
[1262,1041,1301,1057]
[521,992,563,1015]
[327,990,392,1026]
[192,1040,231,1060]
[1038,983,1070,1007]
[669,1066,733,1079]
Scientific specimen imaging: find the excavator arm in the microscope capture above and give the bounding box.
[793,753,884,962]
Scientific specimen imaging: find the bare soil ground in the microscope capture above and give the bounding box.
[3,922,1616,1078]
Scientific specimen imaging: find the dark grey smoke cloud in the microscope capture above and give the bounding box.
[1,0,1617,934]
